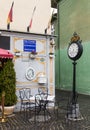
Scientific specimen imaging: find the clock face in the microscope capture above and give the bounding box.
[68,43,79,58]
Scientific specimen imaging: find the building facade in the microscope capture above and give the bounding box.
[0,0,56,110]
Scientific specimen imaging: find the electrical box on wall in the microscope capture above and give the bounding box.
[38,74,47,84]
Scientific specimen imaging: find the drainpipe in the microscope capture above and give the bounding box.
[57,2,60,87]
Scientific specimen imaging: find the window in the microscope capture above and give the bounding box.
[0,36,10,50]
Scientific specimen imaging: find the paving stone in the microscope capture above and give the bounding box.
[0,89,90,130]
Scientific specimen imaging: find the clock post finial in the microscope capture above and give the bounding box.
[71,32,80,43]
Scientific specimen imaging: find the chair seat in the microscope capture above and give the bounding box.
[29,96,35,101]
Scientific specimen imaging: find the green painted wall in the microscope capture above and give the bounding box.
[55,0,90,95]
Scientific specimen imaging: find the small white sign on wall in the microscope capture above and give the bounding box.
[25,67,36,81]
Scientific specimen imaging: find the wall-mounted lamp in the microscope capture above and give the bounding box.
[50,38,55,47]
[49,52,54,58]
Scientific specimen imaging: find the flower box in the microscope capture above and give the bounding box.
[29,51,37,59]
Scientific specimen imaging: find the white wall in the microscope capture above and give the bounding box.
[0,0,51,34]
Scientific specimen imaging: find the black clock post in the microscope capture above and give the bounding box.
[67,32,83,120]
[72,61,77,104]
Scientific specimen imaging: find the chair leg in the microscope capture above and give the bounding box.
[54,104,59,118]
[34,106,38,123]
[44,109,46,121]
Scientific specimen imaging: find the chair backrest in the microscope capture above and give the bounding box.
[19,88,26,100]
[38,87,48,94]
[25,88,31,100]
[40,93,48,100]
[35,93,48,106]
[35,94,41,105]
[19,88,31,100]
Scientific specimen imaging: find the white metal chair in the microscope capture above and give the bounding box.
[35,93,51,122]
[19,88,35,112]
[38,87,58,117]
[19,88,29,112]
[25,88,35,110]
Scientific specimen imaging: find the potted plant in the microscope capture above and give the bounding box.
[0,59,17,115]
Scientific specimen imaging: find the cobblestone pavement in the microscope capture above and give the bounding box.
[0,89,90,130]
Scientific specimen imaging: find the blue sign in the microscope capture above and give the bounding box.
[23,40,36,52]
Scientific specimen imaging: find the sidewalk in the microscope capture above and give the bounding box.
[0,89,90,130]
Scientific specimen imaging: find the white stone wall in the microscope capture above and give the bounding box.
[2,31,55,111]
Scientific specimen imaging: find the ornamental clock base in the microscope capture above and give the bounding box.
[67,103,83,121]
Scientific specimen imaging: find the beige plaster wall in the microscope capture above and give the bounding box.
[0,0,51,34]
